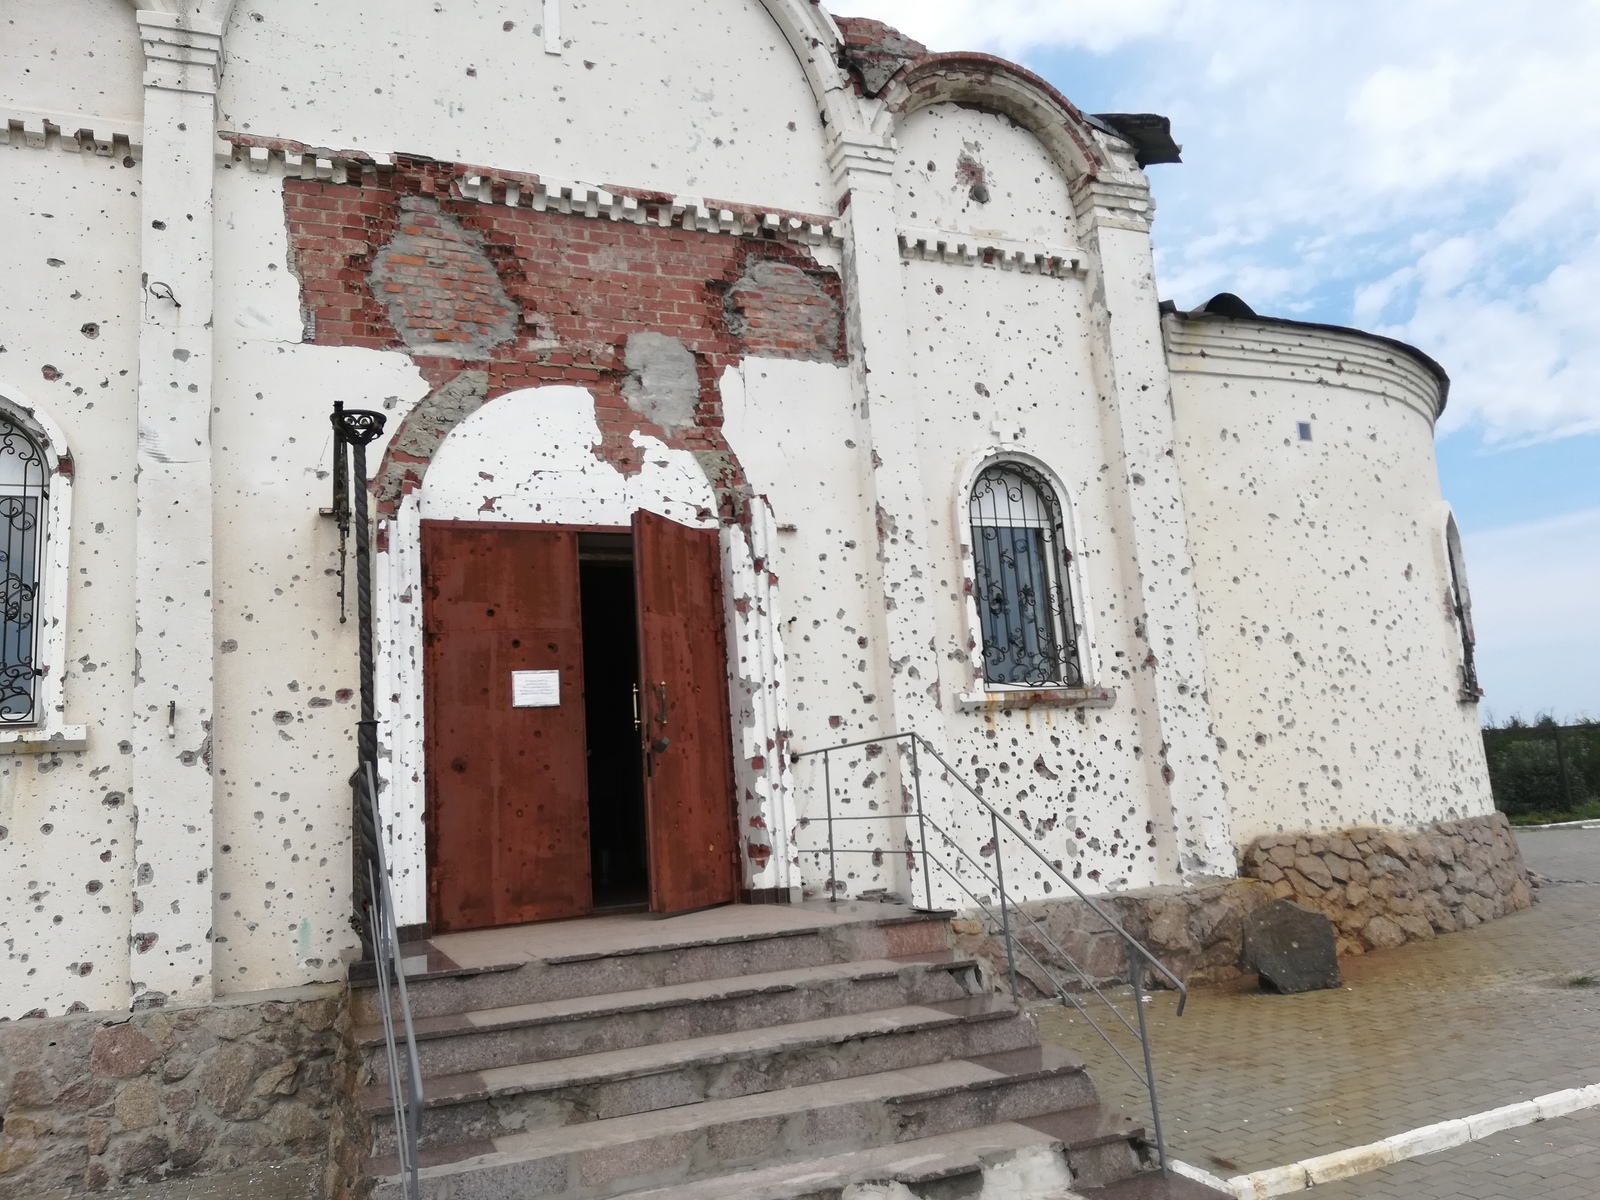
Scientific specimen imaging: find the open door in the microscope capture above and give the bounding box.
[422,523,592,930]
[633,511,741,914]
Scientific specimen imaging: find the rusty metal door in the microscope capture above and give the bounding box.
[633,511,740,914]
[422,522,592,931]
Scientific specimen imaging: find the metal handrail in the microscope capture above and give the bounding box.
[358,762,424,1199]
[792,730,1188,1171]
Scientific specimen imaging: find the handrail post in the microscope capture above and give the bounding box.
[823,748,837,902]
[794,726,1184,1186]
[991,810,1019,1004]
[911,736,933,912]
[1129,945,1168,1172]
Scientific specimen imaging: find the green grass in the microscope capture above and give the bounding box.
[1505,797,1600,826]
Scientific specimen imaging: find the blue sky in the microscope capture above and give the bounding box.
[846,0,1600,723]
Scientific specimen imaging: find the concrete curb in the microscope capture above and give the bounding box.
[1513,818,1600,831]
[1174,1081,1600,1198]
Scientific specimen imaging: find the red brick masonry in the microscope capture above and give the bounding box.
[280,156,847,509]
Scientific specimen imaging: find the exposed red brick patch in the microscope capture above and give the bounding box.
[833,16,928,96]
[282,157,848,513]
[368,196,519,357]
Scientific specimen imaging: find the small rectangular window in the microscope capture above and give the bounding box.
[1297,421,1313,442]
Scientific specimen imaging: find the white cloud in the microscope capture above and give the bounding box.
[840,0,1179,57]
[832,0,1600,444]
[1464,509,1600,722]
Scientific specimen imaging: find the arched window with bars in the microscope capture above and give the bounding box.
[968,461,1082,688]
[0,414,48,724]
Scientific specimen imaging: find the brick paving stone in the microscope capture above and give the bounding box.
[1307,1109,1600,1198]
[1036,829,1600,1181]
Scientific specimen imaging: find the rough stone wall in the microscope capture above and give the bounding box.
[1238,811,1533,955]
[0,984,358,1197]
[953,879,1279,993]
[279,156,846,516]
[953,813,1533,992]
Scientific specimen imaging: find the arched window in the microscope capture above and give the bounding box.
[1445,513,1478,697]
[0,414,48,724]
[969,461,1082,687]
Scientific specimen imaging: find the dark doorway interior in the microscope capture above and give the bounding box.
[578,533,648,910]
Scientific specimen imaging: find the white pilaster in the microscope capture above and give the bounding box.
[1075,171,1236,879]
[830,132,962,903]
[128,7,224,1004]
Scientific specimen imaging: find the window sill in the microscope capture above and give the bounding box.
[0,726,88,754]
[957,687,1116,712]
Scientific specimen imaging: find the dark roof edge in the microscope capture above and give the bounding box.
[1162,304,1451,417]
[1087,113,1182,167]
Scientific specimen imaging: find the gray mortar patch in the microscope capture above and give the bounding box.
[369,196,518,358]
[621,332,700,432]
[374,369,490,508]
[724,259,843,364]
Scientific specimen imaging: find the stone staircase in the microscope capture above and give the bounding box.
[350,902,1220,1199]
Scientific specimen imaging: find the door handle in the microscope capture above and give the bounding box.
[632,683,641,732]
[654,681,668,729]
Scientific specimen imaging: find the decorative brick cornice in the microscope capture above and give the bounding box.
[220,133,843,250]
[897,225,1086,280]
[1,108,142,160]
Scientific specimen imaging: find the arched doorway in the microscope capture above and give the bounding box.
[400,386,741,931]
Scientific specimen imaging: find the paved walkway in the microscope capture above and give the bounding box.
[1038,827,1600,1194]
[1308,1107,1600,1199]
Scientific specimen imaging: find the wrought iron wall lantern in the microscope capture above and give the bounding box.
[329,401,388,955]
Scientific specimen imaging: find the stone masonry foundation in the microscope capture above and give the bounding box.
[954,813,1534,992]
[0,984,364,1199]
[1238,811,1533,956]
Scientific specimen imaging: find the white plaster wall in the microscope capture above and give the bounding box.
[209,155,438,991]
[217,0,833,216]
[889,105,1175,899]
[903,257,1171,895]
[209,337,430,993]
[0,143,143,1018]
[718,358,898,891]
[1,0,143,124]
[895,105,1079,248]
[1167,314,1493,842]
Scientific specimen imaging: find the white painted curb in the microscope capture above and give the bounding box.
[1175,1080,1600,1198]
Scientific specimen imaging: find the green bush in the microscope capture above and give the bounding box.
[1482,718,1599,822]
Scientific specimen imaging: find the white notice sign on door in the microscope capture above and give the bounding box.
[511,669,560,708]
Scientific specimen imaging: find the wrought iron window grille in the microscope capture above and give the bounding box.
[0,416,48,725]
[969,461,1082,689]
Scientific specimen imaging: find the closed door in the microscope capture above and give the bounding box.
[422,523,592,931]
[634,511,741,914]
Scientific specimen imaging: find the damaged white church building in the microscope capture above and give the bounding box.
[2,0,1511,1075]
[3,0,1497,1024]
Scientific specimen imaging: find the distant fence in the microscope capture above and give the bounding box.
[1483,721,1599,820]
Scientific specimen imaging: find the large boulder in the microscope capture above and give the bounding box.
[1242,899,1341,993]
